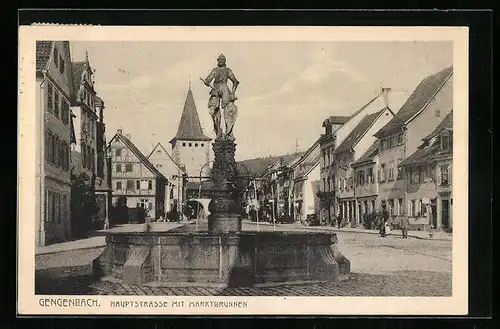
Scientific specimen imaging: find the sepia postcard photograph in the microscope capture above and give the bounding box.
[18,25,469,315]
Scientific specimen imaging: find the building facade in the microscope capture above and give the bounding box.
[70,53,111,233]
[36,41,74,246]
[109,130,168,220]
[147,143,187,213]
[169,88,212,178]
[351,142,380,224]
[334,106,395,227]
[374,66,453,224]
[292,156,321,223]
[318,88,396,224]
[318,116,349,223]
[399,111,453,231]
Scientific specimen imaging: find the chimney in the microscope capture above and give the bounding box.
[381,88,391,109]
[117,129,122,135]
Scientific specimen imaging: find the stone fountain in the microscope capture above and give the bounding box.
[92,55,350,287]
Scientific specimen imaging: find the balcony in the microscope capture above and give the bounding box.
[355,182,379,198]
[316,191,335,199]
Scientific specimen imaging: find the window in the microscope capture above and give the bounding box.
[189,143,192,147]
[419,166,425,183]
[367,167,373,183]
[90,148,95,171]
[410,200,416,217]
[61,100,69,125]
[126,180,134,190]
[201,143,204,147]
[182,142,186,147]
[357,170,364,185]
[54,91,59,118]
[47,82,53,112]
[322,178,326,191]
[389,199,395,216]
[412,167,420,184]
[125,163,133,172]
[388,162,395,180]
[148,180,152,190]
[441,135,450,151]
[195,143,198,147]
[136,180,140,190]
[59,55,65,74]
[116,181,122,189]
[53,47,58,67]
[327,149,331,166]
[115,148,122,156]
[397,133,404,144]
[54,135,60,167]
[440,165,449,185]
[379,164,386,182]
[116,163,122,172]
[322,150,326,167]
[398,198,404,215]
[420,201,427,217]
[44,130,50,161]
[381,139,388,149]
[327,179,331,192]
[60,141,68,171]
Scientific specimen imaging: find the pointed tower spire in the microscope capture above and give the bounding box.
[85,49,89,63]
[169,89,212,145]
[188,74,191,90]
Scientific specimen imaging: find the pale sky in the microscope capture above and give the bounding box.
[70,41,452,161]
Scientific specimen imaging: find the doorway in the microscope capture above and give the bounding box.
[441,199,450,230]
[430,198,437,228]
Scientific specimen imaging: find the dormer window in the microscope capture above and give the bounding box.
[53,47,59,67]
[326,125,332,135]
[59,55,65,74]
[441,134,450,151]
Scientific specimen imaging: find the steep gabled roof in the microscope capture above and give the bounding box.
[351,141,379,167]
[71,62,86,103]
[170,89,211,144]
[36,41,54,73]
[237,152,304,177]
[146,142,186,173]
[334,110,383,154]
[423,110,453,141]
[295,154,320,180]
[289,138,320,170]
[111,133,167,181]
[375,66,453,138]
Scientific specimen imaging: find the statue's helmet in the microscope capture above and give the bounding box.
[217,53,226,61]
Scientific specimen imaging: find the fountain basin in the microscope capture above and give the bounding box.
[92,224,350,287]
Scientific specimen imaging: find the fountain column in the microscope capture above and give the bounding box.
[207,137,242,234]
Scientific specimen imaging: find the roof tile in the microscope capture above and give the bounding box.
[170,89,211,143]
[36,41,53,73]
[375,66,453,138]
[334,110,382,154]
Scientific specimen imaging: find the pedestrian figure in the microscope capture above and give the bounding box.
[380,206,389,237]
[400,216,409,239]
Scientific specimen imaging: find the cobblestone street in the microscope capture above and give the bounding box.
[35,225,452,296]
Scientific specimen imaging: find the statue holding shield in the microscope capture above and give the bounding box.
[200,54,240,140]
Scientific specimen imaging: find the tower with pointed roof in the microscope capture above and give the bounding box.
[169,87,212,177]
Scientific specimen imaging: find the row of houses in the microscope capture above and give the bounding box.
[243,66,453,232]
[36,41,112,246]
[105,86,213,222]
[37,42,210,246]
